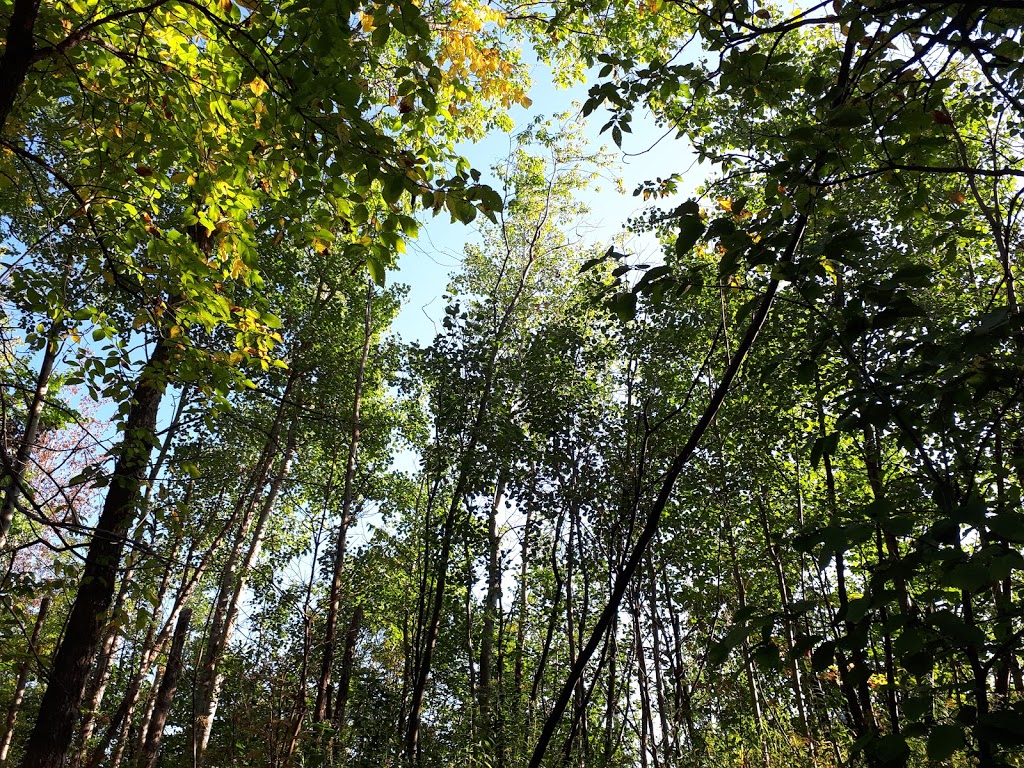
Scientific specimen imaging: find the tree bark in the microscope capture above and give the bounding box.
[0,0,40,133]
[314,282,373,722]
[333,603,363,730]
[191,410,299,767]
[477,473,506,738]
[0,322,60,548]
[19,337,172,768]
[139,608,192,768]
[0,597,49,765]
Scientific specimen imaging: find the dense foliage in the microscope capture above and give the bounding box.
[1,1,1023,768]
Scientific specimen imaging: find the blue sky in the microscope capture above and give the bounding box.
[390,54,705,345]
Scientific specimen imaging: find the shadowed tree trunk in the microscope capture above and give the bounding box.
[191,407,299,767]
[139,608,192,768]
[477,473,506,743]
[0,597,49,765]
[19,337,172,768]
[0,321,61,548]
[0,0,40,132]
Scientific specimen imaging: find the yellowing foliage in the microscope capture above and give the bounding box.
[435,1,530,110]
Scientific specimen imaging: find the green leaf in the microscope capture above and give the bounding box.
[608,292,636,322]
[675,203,705,258]
[367,256,386,287]
[988,512,1024,543]
[829,105,869,128]
[976,707,1024,746]
[928,610,985,647]
[811,641,834,671]
[871,734,909,765]
[926,724,964,760]
[382,174,405,204]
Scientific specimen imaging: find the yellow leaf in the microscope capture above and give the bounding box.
[717,196,733,212]
[249,77,268,97]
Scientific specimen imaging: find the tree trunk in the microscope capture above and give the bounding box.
[139,608,192,768]
[73,392,188,768]
[191,411,299,766]
[405,497,458,766]
[0,322,60,547]
[512,484,533,707]
[756,500,812,744]
[477,473,506,739]
[88,539,203,768]
[315,282,373,722]
[187,373,297,764]
[0,0,40,133]
[724,514,766,754]
[646,561,673,762]
[19,338,172,768]
[333,603,363,730]
[0,597,49,764]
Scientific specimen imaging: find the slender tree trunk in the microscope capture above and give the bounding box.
[478,473,506,740]
[630,590,657,768]
[0,322,60,548]
[0,597,49,764]
[562,500,588,761]
[662,561,697,751]
[89,502,230,768]
[816,378,874,744]
[601,607,618,767]
[513,498,532,702]
[191,413,299,767]
[333,603,363,730]
[647,561,673,762]
[187,373,297,763]
[530,512,564,712]
[724,514,766,756]
[315,282,373,722]
[19,338,172,768]
[756,500,812,744]
[72,601,126,768]
[279,612,311,768]
[138,609,192,768]
[405,498,458,765]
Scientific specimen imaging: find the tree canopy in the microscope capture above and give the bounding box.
[1,1,1023,768]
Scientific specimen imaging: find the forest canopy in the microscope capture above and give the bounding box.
[1,1,1023,768]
